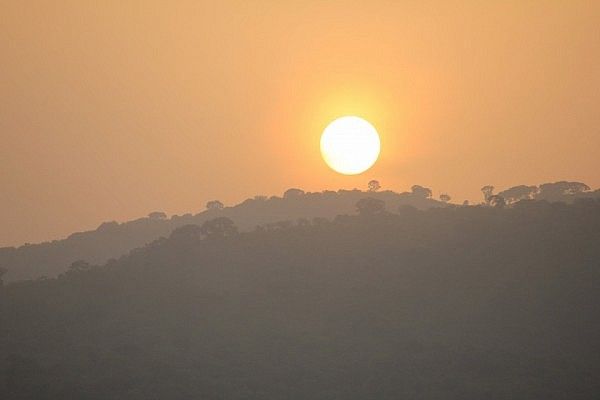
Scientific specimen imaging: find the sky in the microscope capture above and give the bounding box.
[1,1,599,247]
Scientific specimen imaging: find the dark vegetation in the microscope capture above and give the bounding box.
[1,181,598,283]
[0,186,444,282]
[1,190,599,399]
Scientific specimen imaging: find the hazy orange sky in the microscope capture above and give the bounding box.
[1,1,599,247]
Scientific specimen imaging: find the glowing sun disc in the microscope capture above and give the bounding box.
[320,116,380,175]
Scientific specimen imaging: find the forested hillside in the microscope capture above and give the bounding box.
[1,197,599,399]
[1,181,598,283]
[0,187,443,282]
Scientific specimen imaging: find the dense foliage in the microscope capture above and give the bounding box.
[1,198,599,399]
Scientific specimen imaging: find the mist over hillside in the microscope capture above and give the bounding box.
[1,196,599,399]
[1,181,598,283]
[1,186,444,282]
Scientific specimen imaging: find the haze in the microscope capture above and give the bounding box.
[2,1,599,247]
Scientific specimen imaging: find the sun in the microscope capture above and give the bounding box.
[320,116,381,175]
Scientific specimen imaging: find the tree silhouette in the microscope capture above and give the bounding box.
[170,224,203,241]
[368,180,381,192]
[488,194,506,208]
[206,200,224,211]
[564,182,590,194]
[356,198,386,215]
[481,185,495,204]
[497,185,538,204]
[283,188,305,198]
[200,217,238,238]
[537,181,591,202]
[411,185,432,198]
[439,193,451,203]
[148,211,167,220]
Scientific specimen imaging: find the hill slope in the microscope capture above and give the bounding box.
[1,199,599,399]
[0,189,443,282]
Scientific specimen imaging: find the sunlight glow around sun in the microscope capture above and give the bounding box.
[320,116,381,175]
